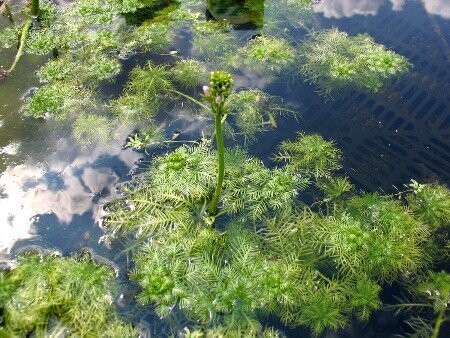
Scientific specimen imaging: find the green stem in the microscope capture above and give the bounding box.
[8,20,32,73]
[2,3,14,24]
[31,0,39,17]
[166,89,211,111]
[208,107,225,215]
[431,308,445,338]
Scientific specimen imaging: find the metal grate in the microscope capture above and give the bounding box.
[290,3,450,192]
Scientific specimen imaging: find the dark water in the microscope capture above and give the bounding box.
[0,0,449,336]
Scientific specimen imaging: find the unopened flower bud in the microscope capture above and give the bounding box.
[215,96,222,104]
[202,85,211,97]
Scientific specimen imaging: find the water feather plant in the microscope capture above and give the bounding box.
[0,253,137,337]
[191,21,239,60]
[298,28,412,96]
[102,121,450,335]
[387,271,450,338]
[229,36,297,77]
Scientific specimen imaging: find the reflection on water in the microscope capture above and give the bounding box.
[314,0,450,19]
[0,136,140,257]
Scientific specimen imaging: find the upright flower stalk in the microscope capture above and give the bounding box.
[203,71,233,215]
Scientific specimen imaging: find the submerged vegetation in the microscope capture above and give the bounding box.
[103,125,449,335]
[0,0,448,337]
[299,28,412,96]
[0,253,137,337]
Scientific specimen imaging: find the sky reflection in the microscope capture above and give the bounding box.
[314,0,450,19]
[0,137,140,257]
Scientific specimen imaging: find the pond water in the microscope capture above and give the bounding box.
[0,0,449,336]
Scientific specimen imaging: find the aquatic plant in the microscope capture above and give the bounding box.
[124,125,165,149]
[131,21,175,52]
[298,28,412,96]
[102,119,450,336]
[203,70,234,214]
[171,59,208,88]
[206,0,265,28]
[316,176,354,205]
[181,326,281,338]
[262,0,315,36]
[226,89,295,142]
[191,21,239,59]
[389,271,450,338]
[0,253,137,337]
[72,114,117,148]
[102,130,450,336]
[111,0,168,15]
[406,181,450,229]
[274,132,342,178]
[230,36,296,77]
[23,82,92,119]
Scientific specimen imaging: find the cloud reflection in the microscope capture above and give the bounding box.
[0,137,140,256]
[314,0,450,19]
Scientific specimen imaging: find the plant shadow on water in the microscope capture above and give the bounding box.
[0,0,449,337]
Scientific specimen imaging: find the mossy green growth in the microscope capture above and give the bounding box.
[192,21,239,59]
[171,59,208,88]
[274,132,342,178]
[0,253,137,337]
[226,89,295,142]
[230,36,296,76]
[23,82,92,119]
[406,181,450,229]
[298,28,412,96]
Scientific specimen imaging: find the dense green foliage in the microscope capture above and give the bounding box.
[103,131,449,336]
[228,36,296,77]
[1,1,444,337]
[298,28,412,95]
[0,253,137,337]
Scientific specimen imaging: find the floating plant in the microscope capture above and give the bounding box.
[0,253,137,337]
[171,59,208,88]
[228,36,297,77]
[103,114,449,335]
[226,89,296,142]
[191,21,239,60]
[0,1,445,337]
[388,271,450,338]
[298,28,412,96]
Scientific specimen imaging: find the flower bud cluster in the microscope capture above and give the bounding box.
[203,70,233,105]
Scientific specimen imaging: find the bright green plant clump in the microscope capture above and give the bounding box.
[0,253,137,337]
[102,77,450,333]
[23,83,92,119]
[124,124,165,149]
[103,132,449,335]
[226,89,296,141]
[231,36,296,76]
[274,132,342,178]
[298,28,412,95]
[171,59,208,88]
[407,181,450,228]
